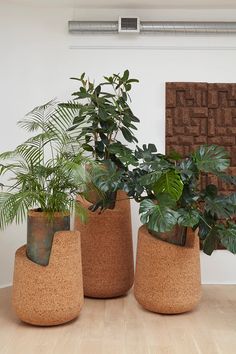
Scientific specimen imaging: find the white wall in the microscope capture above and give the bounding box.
[1,2,236,287]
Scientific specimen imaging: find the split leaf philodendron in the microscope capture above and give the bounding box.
[122,144,236,255]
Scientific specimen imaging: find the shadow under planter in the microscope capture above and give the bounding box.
[12,231,84,326]
[134,226,201,314]
[75,191,134,298]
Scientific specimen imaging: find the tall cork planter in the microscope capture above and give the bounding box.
[75,190,134,298]
[134,226,201,314]
[12,230,84,326]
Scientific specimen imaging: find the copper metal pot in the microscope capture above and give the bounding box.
[26,210,70,266]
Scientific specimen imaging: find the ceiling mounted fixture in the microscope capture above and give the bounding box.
[68,18,236,34]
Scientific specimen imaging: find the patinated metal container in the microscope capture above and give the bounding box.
[148,225,187,246]
[26,210,70,266]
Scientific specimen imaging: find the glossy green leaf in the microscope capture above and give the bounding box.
[177,208,200,228]
[194,145,230,173]
[153,170,184,201]
[217,222,236,254]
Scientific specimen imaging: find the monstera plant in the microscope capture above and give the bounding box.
[60,70,139,209]
[124,144,236,255]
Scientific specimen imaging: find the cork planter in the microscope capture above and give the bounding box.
[12,230,84,326]
[75,190,134,298]
[134,225,201,314]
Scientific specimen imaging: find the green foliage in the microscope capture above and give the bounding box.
[177,208,200,228]
[139,193,178,233]
[57,70,140,211]
[152,170,184,201]
[194,145,230,173]
[0,101,91,229]
[202,223,236,255]
[217,222,236,254]
[59,70,139,166]
[205,193,236,219]
[202,227,218,255]
[125,142,236,255]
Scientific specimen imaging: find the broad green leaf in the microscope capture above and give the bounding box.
[217,222,236,254]
[202,227,218,255]
[198,212,215,240]
[139,199,157,224]
[121,127,133,143]
[122,69,129,81]
[139,193,178,233]
[205,193,236,219]
[177,208,200,228]
[194,145,230,173]
[153,170,183,201]
[137,171,163,186]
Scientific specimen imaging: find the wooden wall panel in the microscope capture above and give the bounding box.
[166,82,208,157]
[166,82,236,194]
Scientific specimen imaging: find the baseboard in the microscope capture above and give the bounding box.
[0,283,12,289]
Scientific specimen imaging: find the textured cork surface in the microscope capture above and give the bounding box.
[12,231,84,326]
[134,226,201,314]
[75,191,134,298]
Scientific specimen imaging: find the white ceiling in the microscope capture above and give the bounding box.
[7,0,236,9]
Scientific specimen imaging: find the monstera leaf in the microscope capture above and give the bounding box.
[177,208,200,228]
[152,170,183,201]
[137,170,163,187]
[139,193,178,233]
[205,192,236,219]
[202,223,236,255]
[217,222,236,254]
[194,145,230,173]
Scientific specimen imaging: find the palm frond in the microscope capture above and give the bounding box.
[17,99,57,132]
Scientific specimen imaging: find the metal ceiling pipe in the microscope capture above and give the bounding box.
[68,20,236,34]
[141,21,236,33]
[68,21,118,33]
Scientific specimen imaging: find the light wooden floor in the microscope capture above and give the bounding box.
[1,286,236,354]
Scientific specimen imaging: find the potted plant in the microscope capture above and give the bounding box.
[0,101,90,325]
[60,70,139,298]
[124,144,236,314]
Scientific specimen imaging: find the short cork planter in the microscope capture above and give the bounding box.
[75,191,134,298]
[12,231,84,326]
[134,226,201,314]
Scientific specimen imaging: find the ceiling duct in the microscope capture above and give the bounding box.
[68,19,236,34]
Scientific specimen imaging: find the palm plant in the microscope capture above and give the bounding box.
[123,144,236,255]
[0,100,93,265]
[0,100,90,226]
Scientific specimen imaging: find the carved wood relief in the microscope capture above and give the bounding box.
[166,82,236,194]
